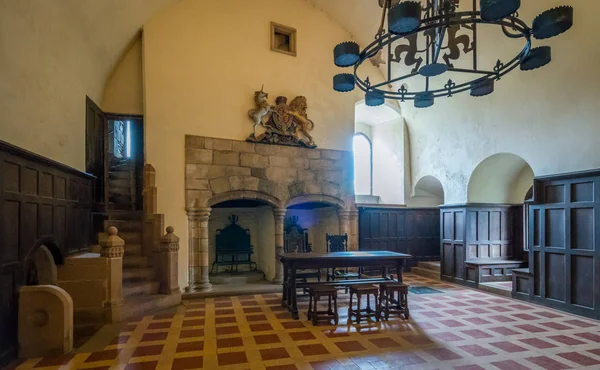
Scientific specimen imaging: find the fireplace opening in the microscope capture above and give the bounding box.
[286,202,341,254]
[209,198,274,284]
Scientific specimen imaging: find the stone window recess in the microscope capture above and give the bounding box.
[271,22,297,57]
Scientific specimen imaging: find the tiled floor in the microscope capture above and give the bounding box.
[13,273,600,370]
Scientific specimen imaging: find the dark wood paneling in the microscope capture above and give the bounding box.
[0,140,95,366]
[440,204,523,286]
[86,97,108,207]
[517,169,600,320]
[358,207,439,268]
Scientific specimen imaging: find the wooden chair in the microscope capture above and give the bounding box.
[211,215,257,274]
[307,286,339,325]
[326,233,360,284]
[284,217,320,290]
[348,285,380,323]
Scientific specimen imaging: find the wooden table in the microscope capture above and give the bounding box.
[279,251,412,319]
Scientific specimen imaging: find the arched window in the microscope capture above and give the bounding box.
[353,133,373,195]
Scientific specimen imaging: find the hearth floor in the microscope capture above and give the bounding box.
[12,273,600,370]
[185,280,282,299]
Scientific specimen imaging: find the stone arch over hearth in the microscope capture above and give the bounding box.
[285,194,345,209]
[205,190,283,209]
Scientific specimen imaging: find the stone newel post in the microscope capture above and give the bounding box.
[273,208,287,284]
[100,226,124,322]
[186,204,212,292]
[159,226,180,294]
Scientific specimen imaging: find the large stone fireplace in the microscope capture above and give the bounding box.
[184,135,357,291]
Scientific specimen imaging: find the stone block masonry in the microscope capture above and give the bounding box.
[184,135,355,209]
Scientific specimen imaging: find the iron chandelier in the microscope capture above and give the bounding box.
[332,0,574,108]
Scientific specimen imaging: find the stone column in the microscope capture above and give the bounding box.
[273,208,287,284]
[349,209,359,251]
[159,226,180,295]
[186,206,212,292]
[100,226,124,323]
[338,209,351,237]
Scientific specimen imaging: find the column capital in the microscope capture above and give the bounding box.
[187,207,211,221]
[100,227,125,258]
[337,209,351,219]
[273,207,287,220]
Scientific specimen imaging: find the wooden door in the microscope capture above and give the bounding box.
[85,97,108,208]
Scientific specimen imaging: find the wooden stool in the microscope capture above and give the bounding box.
[348,285,380,323]
[379,282,409,320]
[307,286,339,325]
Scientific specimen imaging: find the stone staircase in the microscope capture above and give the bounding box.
[108,157,136,211]
[411,261,441,280]
[103,211,180,321]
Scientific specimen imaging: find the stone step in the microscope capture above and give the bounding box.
[123,255,150,268]
[411,266,440,280]
[108,210,143,221]
[110,161,133,170]
[109,178,131,188]
[118,231,142,244]
[104,220,143,233]
[109,193,133,204]
[109,186,133,196]
[125,243,143,256]
[98,231,142,245]
[417,261,441,272]
[122,293,182,321]
[123,267,155,282]
[123,280,159,298]
[109,171,131,180]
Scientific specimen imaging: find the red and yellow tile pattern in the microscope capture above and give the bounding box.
[13,274,600,369]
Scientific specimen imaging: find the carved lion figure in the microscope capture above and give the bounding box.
[288,96,315,145]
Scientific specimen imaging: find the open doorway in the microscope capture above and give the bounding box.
[106,115,144,211]
[85,97,144,213]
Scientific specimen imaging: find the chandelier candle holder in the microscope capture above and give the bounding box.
[332,0,574,108]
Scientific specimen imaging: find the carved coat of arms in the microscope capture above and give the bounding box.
[247,86,316,148]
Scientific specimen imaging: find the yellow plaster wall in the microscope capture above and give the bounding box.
[102,37,144,115]
[142,0,383,288]
[0,0,177,170]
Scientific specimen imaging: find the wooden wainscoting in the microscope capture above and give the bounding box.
[0,140,95,366]
[440,204,524,286]
[517,169,600,320]
[358,207,439,268]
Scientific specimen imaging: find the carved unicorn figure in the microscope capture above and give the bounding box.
[248,85,272,133]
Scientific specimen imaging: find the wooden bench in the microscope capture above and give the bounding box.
[511,268,533,299]
[465,259,525,286]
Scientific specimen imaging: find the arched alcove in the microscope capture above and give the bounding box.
[409,175,445,207]
[354,100,406,204]
[468,153,534,204]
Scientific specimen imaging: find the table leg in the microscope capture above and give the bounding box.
[290,267,299,319]
[396,260,404,283]
[281,262,288,308]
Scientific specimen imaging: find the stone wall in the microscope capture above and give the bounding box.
[185,136,355,209]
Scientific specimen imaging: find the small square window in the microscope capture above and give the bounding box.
[271,22,297,57]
